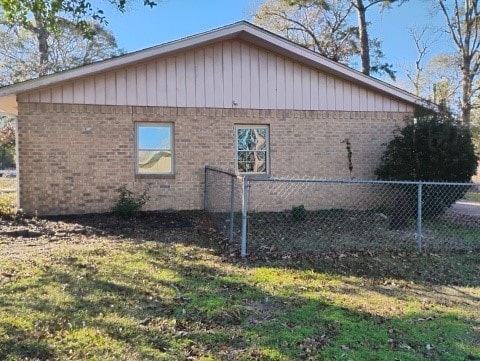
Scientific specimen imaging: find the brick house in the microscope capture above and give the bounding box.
[0,22,427,216]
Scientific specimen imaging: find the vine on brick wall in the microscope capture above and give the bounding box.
[341,138,353,176]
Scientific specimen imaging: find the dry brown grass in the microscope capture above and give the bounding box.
[0,177,15,190]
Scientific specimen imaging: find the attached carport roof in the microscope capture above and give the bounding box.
[0,21,433,116]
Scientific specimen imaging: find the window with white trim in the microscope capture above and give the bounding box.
[136,123,174,175]
[236,125,269,174]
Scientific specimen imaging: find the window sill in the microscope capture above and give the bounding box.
[240,173,271,179]
[135,174,175,180]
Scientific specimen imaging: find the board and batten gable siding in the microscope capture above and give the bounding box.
[18,40,413,113]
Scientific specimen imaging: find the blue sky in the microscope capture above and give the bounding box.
[99,0,450,88]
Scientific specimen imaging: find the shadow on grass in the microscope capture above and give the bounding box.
[0,323,54,360]
[2,210,479,359]
[1,250,479,360]
[268,251,480,287]
[39,210,480,288]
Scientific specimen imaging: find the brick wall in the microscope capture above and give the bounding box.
[17,103,411,215]
[473,163,480,184]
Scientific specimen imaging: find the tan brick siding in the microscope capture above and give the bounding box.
[473,163,480,183]
[17,103,411,215]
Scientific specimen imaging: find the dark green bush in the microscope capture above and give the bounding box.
[375,112,478,220]
[0,143,15,169]
[112,185,150,218]
[291,204,307,221]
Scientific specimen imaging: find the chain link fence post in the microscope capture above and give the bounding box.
[229,176,235,243]
[203,166,208,211]
[417,182,423,253]
[241,177,249,258]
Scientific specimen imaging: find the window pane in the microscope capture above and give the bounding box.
[237,128,267,151]
[236,125,268,174]
[138,150,172,173]
[137,124,173,174]
[139,126,171,150]
[254,151,266,173]
[237,129,251,151]
[254,128,267,151]
[237,151,253,173]
[237,151,266,173]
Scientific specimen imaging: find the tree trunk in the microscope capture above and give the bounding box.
[461,74,471,125]
[461,54,472,125]
[354,0,370,75]
[34,18,50,76]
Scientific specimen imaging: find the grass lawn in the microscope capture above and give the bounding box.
[0,213,479,360]
[247,208,480,254]
[0,178,15,191]
[465,192,480,203]
[0,178,15,214]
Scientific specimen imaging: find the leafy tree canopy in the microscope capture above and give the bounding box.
[0,117,14,146]
[0,0,156,37]
[0,117,15,169]
[0,0,155,76]
[0,19,122,85]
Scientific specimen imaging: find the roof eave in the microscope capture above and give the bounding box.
[0,22,250,98]
[237,26,430,109]
[0,94,18,116]
[0,21,430,110]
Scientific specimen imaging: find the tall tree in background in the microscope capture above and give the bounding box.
[255,0,396,79]
[254,0,358,63]
[0,0,156,76]
[437,0,480,125]
[0,20,122,85]
[404,27,432,96]
[402,27,459,108]
[351,0,404,77]
[427,54,459,107]
[352,0,371,74]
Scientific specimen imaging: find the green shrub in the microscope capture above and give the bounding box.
[375,112,478,221]
[112,185,150,218]
[291,204,307,221]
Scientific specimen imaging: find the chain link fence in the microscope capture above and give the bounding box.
[204,166,243,244]
[204,167,480,257]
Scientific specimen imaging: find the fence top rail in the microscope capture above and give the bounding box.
[246,177,479,187]
[205,166,239,178]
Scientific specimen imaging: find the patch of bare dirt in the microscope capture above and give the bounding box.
[0,211,222,260]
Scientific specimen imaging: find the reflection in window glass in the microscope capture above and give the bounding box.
[137,124,173,174]
[236,126,269,173]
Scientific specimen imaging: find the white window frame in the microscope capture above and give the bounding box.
[135,123,174,175]
[235,125,270,175]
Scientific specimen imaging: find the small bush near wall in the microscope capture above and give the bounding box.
[112,185,150,218]
[291,205,307,221]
